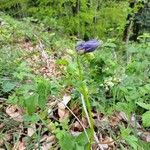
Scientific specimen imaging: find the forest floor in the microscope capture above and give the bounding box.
[0,13,150,150]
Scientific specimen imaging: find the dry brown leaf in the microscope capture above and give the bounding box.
[46,135,55,143]
[58,108,69,121]
[41,144,52,150]
[101,144,108,150]
[130,113,141,128]
[102,136,115,146]
[110,115,120,126]
[21,40,34,52]
[58,95,71,121]
[137,130,150,142]
[0,134,12,147]
[36,135,56,150]
[71,121,83,131]
[71,131,82,136]
[94,116,109,128]
[82,117,88,128]
[12,141,26,150]
[27,123,36,137]
[6,105,23,122]
[0,123,4,129]
[119,111,128,122]
[0,139,4,147]
[110,111,128,127]
[40,135,48,143]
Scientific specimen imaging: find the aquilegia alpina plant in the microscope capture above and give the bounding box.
[75,39,102,148]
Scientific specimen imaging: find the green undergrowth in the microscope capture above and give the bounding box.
[0,13,150,150]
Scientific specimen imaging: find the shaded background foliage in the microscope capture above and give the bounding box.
[0,0,149,40]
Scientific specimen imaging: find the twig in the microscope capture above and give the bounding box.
[34,34,51,71]
[94,132,105,150]
[60,100,90,143]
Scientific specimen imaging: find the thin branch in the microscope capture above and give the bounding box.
[34,34,51,71]
[60,100,90,143]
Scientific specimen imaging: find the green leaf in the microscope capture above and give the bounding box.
[120,126,131,139]
[115,102,133,117]
[142,111,150,127]
[126,135,138,150]
[23,114,40,123]
[136,102,150,110]
[7,93,18,104]
[36,78,50,109]
[75,131,89,150]
[56,130,89,150]
[24,94,38,115]
[2,81,17,92]
[56,130,75,150]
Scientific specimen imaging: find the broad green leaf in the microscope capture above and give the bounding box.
[23,114,40,123]
[24,94,38,115]
[56,131,75,150]
[36,78,50,109]
[75,130,89,150]
[136,102,150,110]
[2,81,17,92]
[142,111,150,127]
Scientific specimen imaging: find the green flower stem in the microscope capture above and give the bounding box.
[76,55,94,148]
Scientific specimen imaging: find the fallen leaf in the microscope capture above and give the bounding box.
[81,117,88,128]
[71,131,82,136]
[62,95,71,106]
[0,123,4,129]
[12,141,26,150]
[110,115,120,126]
[40,135,48,143]
[101,144,108,149]
[137,130,150,142]
[130,113,141,128]
[102,136,115,147]
[46,135,55,143]
[6,105,23,122]
[71,121,83,132]
[58,108,69,121]
[0,139,4,147]
[36,135,56,150]
[0,134,12,146]
[27,123,36,137]
[119,111,128,122]
[58,94,71,121]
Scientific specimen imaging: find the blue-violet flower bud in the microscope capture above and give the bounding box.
[75,39,102,53]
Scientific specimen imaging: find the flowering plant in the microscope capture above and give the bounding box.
[75,39,103,149]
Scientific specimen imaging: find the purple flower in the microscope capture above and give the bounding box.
[75,39,102,53]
